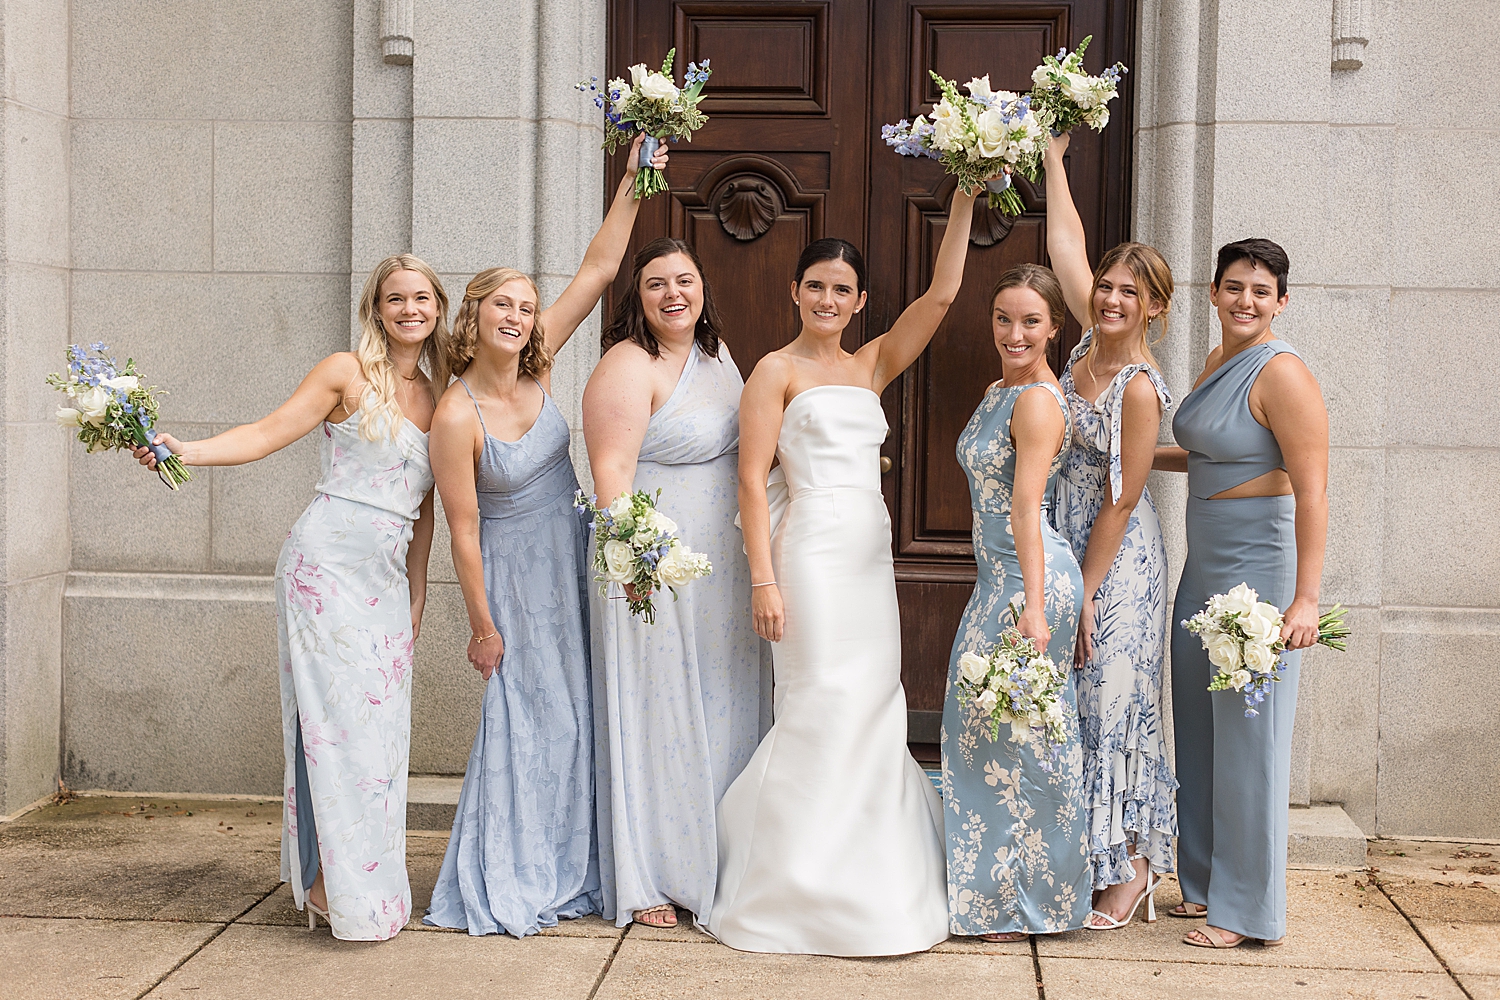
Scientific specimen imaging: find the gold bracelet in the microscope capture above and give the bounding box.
[751,581,777,588]
[471,631,497,643]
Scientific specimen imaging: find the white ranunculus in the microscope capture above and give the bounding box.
[75,386,111,425]
[1229,668,1253,691]
[975,689,1000,714]
[655,544,698,588]
[1219,582,1259,617]
[102,375,139,392]
[642,509,678,536]
[602,539,635,583]
[1204,629,1242,670]
[958,652,989,686]
[929,99,965,153]
[1242,602,1283,646]
[629,63,649,87]
[1032,64,1057,90]
[55,406,82,427]
[1243,640,1278,673]
[972,105,1012,160]
[637,72,678,102]
[965,75,995,104]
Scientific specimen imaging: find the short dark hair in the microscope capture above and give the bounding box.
[603,237,722,359]
[1213,238,1290,298]
[793,238,867,295]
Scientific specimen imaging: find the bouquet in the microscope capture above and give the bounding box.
[1182,583,1349,717]
[953,603,1070,768]
[578,48,711,199]
[47,343,192,490]
[1027,35,1127,138]
[882,73,1046,216]
[576,488,712,623]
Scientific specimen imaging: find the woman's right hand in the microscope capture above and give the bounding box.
[468,632,504,681]
[1017,605,1052,652]
[752,584,785,643]
[130,433,184,470]
[1073,596,1095,670]
[1045,129,1071,163]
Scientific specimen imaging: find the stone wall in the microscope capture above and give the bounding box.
[1136,0,1500,839]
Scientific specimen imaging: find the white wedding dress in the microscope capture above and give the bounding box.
[707,386,949,956]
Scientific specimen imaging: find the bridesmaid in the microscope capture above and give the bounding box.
[134,254,449,940]
[943,264,1090,940]
[423,137,667,937]
[1043,132,1178,927]
[582,238,760,929]
[1155,238,1329,948]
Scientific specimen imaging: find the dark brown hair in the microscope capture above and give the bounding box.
[991,263,1067,332]
[794,238,867,294]
[602,238,722,359]
[1213,237,1290,297]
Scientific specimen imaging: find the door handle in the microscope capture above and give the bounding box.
[880,456,893,474]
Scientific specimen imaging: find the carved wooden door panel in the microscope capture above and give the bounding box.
[606,1,1132,760]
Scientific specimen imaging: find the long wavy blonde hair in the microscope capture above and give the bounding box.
[1085,242,1174,370]
[447,268,553,380]
[354,254,451,441]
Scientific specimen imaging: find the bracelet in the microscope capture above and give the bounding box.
[471,631,497,643]
[751,581,777,588]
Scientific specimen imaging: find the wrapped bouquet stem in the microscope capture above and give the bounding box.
[578,48,711,199]
[576,488,712,623]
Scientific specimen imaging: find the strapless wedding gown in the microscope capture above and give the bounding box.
[706,386,948,956]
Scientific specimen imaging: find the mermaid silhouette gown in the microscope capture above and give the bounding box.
[707,385,949,956]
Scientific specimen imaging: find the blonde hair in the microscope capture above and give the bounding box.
[448,268,553,380]
[354,254,451,442]
[991,262,1068,333]
[1086,241,1174,369]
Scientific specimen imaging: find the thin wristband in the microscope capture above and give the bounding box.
[751,581,777,588]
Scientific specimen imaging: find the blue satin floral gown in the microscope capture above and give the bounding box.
[941,381,1090,936]
[424,379,601,937]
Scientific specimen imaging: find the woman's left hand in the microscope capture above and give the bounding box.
[1282,595,1320,650]
[1017,605,1052,652]
[1073,597,1095,670]
[622,133,670,178]
[410,592,426,640]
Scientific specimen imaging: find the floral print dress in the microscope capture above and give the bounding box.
[276,409,433,941]
[1054,331,1178,887]
[941,381,1090,936]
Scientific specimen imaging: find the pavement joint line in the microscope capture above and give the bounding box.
[585,920,631,1000]
[1029,934,1047,999]
[0,913,252,924]
[1027,951,1454,972]
[129,882,283,1000]
[1373,874,1477,1000]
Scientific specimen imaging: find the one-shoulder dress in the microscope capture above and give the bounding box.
[941,381,1091,936]
[591,343,761,926]
[277,407,433,941]
[424,379,601,937]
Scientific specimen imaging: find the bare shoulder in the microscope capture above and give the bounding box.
[748,349,796,385]
[594,339,654,378]
[1014,383,1066,421]
[312,351,362,385]
[432,382,480,430]
[1261,349,1319,389]
[1123,369,1164,410]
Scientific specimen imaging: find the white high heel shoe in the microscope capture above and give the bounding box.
[1084,871,1160,930]
[306,899,331,930]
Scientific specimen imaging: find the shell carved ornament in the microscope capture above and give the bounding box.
[716,175,782,241]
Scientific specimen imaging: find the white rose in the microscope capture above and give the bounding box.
[1032,64,1057,90]
[965,75,995,104]
[972,105,1012,160]
[75,386,111,424]
[929,99,965,153]
[958,652,989,686]
[1229,668,1253,691]
[1220,583,1258,617]
[643,509,678,536]
[1061,72,1099,108]
[655,544,700,588]
[602,539,634,583]
[637,72,679,102]
[628,63,649,87]
[975,689,1000,714]
[1242,602,1283,646]
[607,494,632,520]
[1243,640,1278,674]
[55,406,82,427]
[1204,630,1242,670]
[102,375,139,392]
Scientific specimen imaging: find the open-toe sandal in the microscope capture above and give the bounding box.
[1168,901,1207,918]
[635,904,678,928]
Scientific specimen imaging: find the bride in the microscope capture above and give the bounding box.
[707,181,982,956]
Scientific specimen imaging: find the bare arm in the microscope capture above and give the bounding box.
[1258,354,1329,649]
[540,135,667,357]
[1074,375,1162,665]
[429,391,503,679]
[1043,132,1094,327]
[1009,387,1068,648]
[407,487,436,640]
[583,346,654,506]
[867,186,981,393]
[1153,445,1188,473]
[739,356,792,642]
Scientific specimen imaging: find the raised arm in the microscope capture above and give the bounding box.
[738,355,792,642]
[1259,355,1329,650]
[1043,132,1094,327]
[868,185,981,392]
[1009,386,1068,649]
[540,135,668,355]
[428,389,503,679]
[582,346,654,506]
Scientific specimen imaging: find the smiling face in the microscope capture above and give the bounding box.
[992,285,1059,376]
[1210,259,1288,343]
[1092,262,1162,341]
[638,252,704,341]
[792,258,866,338]
[477,277,538,359]
[378,268,439,347]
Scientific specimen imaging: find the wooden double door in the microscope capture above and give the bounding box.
[606,0,1133,758]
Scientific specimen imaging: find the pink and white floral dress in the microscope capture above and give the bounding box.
[275,409,432,941]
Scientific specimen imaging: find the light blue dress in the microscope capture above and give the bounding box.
[424,379,601,937]
[591,343,761,926]
[942,381,1091,936]
[1054,332,1178,887]
[1171,339,1304,942]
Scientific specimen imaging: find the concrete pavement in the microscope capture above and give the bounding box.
[2,793,1495,1000]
